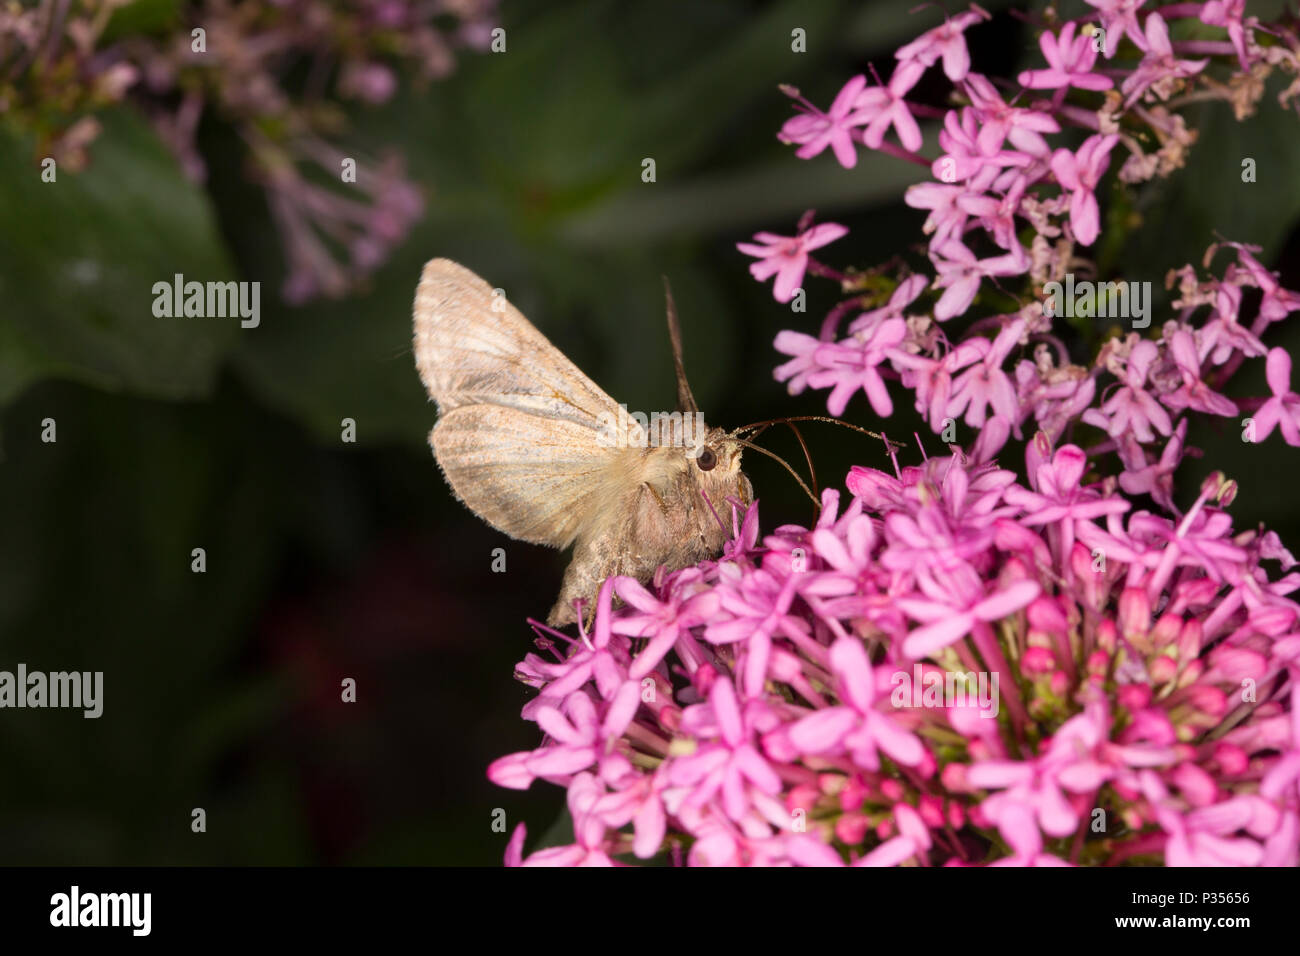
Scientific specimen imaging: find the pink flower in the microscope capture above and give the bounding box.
[516,774,622,866]
[957,175,1030,253]
[779,74,871,168]
[930,239,1029,320]
[852,60,926,152]
[712,587,807,701]
[807,319,908,417]
[593,768,672,859]
[1142,771,1266,866]
[947,319,1024,428]
[1161,329,1238,417]
[1200,290,1267,365]
[1082,340,1173,442]
[987,813,1072,866]
[1201,0,1252,70]
[512,579,633,713]
[1118,420,1187,513]
[737,221,848,303]
[1008,443,1131,526]
[972,760,1079,839]
[932,106,1033,184]
[1225,243,1300,325]
[611,573,720,680]
[787,637,925,770]
[891,339,988,431]
[964,75,1061,158]
[1252,348,1300,446]
[1017,364,1097,444]
[535,684,640,777]
[1017,22,1114,91]
[1141,504,1249,595]
[668,677,784,820]
[772,330,825,396]
[1120,14,1208,107]
[1050,133,1118,245]
[904,182,969,246]
[896,577,1041,659]
[1084,0,1153,58]
[894,8,988,82]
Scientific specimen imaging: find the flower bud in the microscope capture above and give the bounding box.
[1118,588,1151,639]
[918,794,946,829]
[1150,654,1178,684]
[1097,619,1119,654]
[1117,684,1151,711]
[1186,684,1228,719]
[1213,742,1249,775]
[1023,645,1056,675]
[1151,612,1182,651]
[836,812,870,844]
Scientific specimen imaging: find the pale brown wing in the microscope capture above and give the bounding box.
[413,258,622,430]
[413,259,643,547]
[431,405,629,547]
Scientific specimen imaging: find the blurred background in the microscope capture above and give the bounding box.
[1,0,1298,865]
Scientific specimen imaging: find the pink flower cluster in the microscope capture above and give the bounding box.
[742,1,1300,481]
[492,438,1300,866]
[489,1,1300,866]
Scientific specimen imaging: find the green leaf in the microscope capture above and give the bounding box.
[103,0,184,41]
[1122,82,1300,275]
[0,107,240,411]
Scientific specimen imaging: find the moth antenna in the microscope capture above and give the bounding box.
[741,420,820,499]
[783,420,819,501]
[662,277,700,416]
[733,416,906,455]
[728,436,820,508]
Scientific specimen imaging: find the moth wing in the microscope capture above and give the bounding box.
[413,258,645,547]
[413,258,628,432]
[431,405,630,547]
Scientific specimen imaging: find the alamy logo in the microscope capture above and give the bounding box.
[152,273,260,328]
[50,886,151,936]
[595,404,709,455]
[1043,274,1150,328]
[890,665,1000,719]
[0,664,102,718]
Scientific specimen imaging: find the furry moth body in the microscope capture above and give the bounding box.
[413,259,752,627]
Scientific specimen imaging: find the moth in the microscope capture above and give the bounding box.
[413,259,754,627]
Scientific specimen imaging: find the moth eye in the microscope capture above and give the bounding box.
[697,447,717,471]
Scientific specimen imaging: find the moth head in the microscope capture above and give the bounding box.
[688,426,744,475]
[684,427,753,512]
[659,281,752,507]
